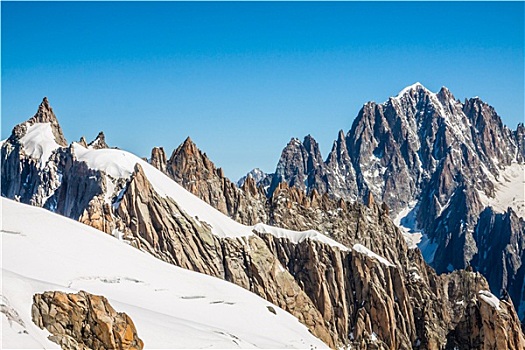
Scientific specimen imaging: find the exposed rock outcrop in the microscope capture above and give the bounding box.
[26,97,68,147]
[149,147,167,173]
[113,164,336,346]
[88,132,109,149]
[161,137,268,225]
[32,290,143,350]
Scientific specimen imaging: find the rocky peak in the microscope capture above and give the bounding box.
[8,97,68,147]
[302,134,324,171]
[150,147,167,173]
[270,137,309,194]
[29,97,68,146]
[394,82,433,102]
[325,130,357,193]
[88,131,109,149]
[240,174,258,196]
[436,86,455,102]
[162,137,268,224]
[175,136,199,158]
[463,96,516,166]
[237,168,271,188]
[269,135,328,196]
[327,130,347,161]
[78,136,88,148]
[167,136,216,184]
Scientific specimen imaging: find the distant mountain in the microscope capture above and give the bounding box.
[237,167,272,190]
[243,83,525,319]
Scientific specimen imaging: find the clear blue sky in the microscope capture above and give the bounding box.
[2,2,524,181]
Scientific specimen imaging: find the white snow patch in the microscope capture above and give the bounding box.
[104,174,117,204]
[253,223,349,251]
[395,82,425,99]
[352,244,395,267]
[394,203,439,263]
[410,272,421,281]
[394,202,423,249]
[478,163,525,218]
[478,290,501,311]
[19,123,61,168]
[1,198,328,349]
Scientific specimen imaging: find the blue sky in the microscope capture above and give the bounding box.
[2,2,524,181]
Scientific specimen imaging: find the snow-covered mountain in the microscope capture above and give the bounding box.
[1,198,327,349]
[2,94,525,349]
[237,168,272,190]
[232,83,525,319]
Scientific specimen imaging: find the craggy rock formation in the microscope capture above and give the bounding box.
[3,95,525,348]
[32,290,143,350]
[88,131,109,149]
[230,84,524,319]
[445,287,525,350]
[1,98,66,206]
[162,137,268,225]
[114,164,335,346]
[149,147,167,173]
[108,164,525,349]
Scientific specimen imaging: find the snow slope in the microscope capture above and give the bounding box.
[72,142,348,250]
[1,198,328,349]
[352,244,395,267]
[253,223,348,251]
[478,163,525,218]
[19,123,60,168]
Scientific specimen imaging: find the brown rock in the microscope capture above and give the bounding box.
[32,290,143,350]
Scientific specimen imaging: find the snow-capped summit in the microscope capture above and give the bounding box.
[262,83,525,321]
[394,81,428,99]
[237,167,269,187]
[25,97,68,146]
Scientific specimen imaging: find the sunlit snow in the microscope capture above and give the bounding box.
[1,198,328,349]
[19,123,60,168]
[352,244,395,267]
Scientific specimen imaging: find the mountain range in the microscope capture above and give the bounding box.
[2,83,524,349]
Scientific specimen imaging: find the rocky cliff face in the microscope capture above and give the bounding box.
[232,83,525,321]
[32,290,143,350]
[95,161,523,349]
[1,98,115,222]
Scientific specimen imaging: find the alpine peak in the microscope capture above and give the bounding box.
[16,97,68,147]
[395,82,429,99]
